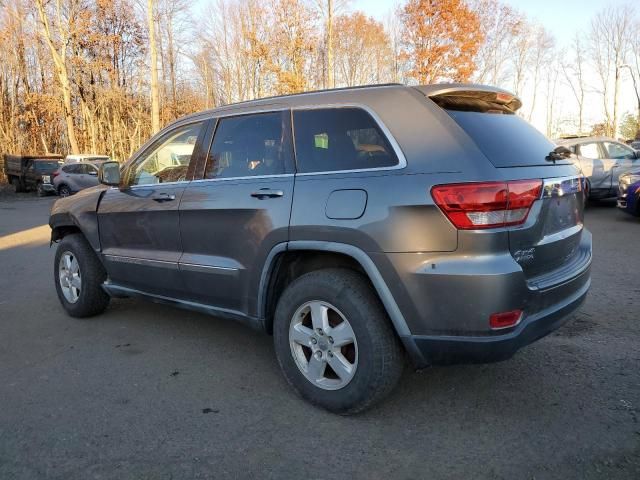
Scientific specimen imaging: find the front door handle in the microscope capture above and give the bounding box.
[251,188,284,199]
[152,192,176,202]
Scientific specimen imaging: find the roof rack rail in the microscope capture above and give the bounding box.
[209,83,405,108]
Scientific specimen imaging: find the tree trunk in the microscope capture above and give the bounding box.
[148,0,160,134]
[326,0,334,89]
[35,0,80,154]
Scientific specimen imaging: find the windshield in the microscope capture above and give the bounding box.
[34,161,61,173]
[446,110,571,168]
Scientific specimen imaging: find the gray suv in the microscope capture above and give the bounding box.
[49,84,592,413]
[53,161,103,197]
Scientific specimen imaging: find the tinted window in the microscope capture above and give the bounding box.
[128,122,204,186]
[578,143,603,159]
[293,108,398,173]
[205,112,291,179]
[62,165,81,174]
[603,141,635,160]
[34,161,61,172]
[446,110,568,167]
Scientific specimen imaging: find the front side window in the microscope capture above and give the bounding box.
[205,112,291,179]
[603,141,635,160]
[128,122,204,186]
[578,143,603,159]
[293,108,398,173]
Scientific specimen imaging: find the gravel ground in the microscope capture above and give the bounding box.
[0,195,638,480]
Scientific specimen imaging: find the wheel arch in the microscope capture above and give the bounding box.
[50,213,86,244]
[258,241,412,342]
[57,183,71,195]
[49,188,106,251]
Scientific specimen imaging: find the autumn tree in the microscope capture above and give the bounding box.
[35,0,81,154]
[268,0,317,94]
[333,12,392,86]
[400,0,482,84]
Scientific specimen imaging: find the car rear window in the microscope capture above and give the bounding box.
[34,161,61,172]
[445,110,571,168]
[293,108,398,173]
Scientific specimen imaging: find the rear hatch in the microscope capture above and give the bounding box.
[424,87,586,286]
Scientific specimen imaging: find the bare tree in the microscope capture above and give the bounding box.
[471,0,521,86]
[562,34,588,133]
[314,0,349,88]
[527,24,554,122]
[34,0,80,154]
[590,5,634,137]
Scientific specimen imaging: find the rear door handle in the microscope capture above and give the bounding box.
[152,193,176,202]
[251,188,284,199]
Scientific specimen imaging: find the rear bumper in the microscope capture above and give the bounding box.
[380,230,592,368]
[403,270,589,367]
[41,183,56,192]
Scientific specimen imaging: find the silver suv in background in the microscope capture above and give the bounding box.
[555,136,640,199]
[53,161,104,197]
[49,84,591,413]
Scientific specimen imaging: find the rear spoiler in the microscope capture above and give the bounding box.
[414,84,522,114]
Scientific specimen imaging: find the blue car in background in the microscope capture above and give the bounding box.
[618,170,640,217]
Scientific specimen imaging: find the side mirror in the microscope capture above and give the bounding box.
[98,161,121,186]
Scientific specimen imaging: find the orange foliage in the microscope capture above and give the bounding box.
[400,0,483,84]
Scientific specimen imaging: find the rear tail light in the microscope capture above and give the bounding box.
[489,310,523,330]
[431,180,542,229]
[52,170,60,179]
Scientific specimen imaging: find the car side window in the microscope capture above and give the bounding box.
[64,164,81,174]
[577,143,603,159]
[293,107,398,173]
[204,112,291,179]
[127,121,205,186]
[603,141,635,160]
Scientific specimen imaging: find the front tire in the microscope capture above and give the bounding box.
[54,234,110,317]
[273,268,404,414]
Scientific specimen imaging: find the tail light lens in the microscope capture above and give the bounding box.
[489,309,523,330]
[52,170,60,179]
[431,180,542,229]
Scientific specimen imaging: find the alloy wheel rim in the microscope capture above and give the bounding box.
[58,251,81,303]
[289,300,358,391]
[60,187,70,197]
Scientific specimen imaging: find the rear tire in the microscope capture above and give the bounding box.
[273,268,404,414]
[58,184,71,197]
[54,234,110,318]
[12,177,24,193]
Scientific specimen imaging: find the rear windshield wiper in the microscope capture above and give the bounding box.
[546,146,572,163]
